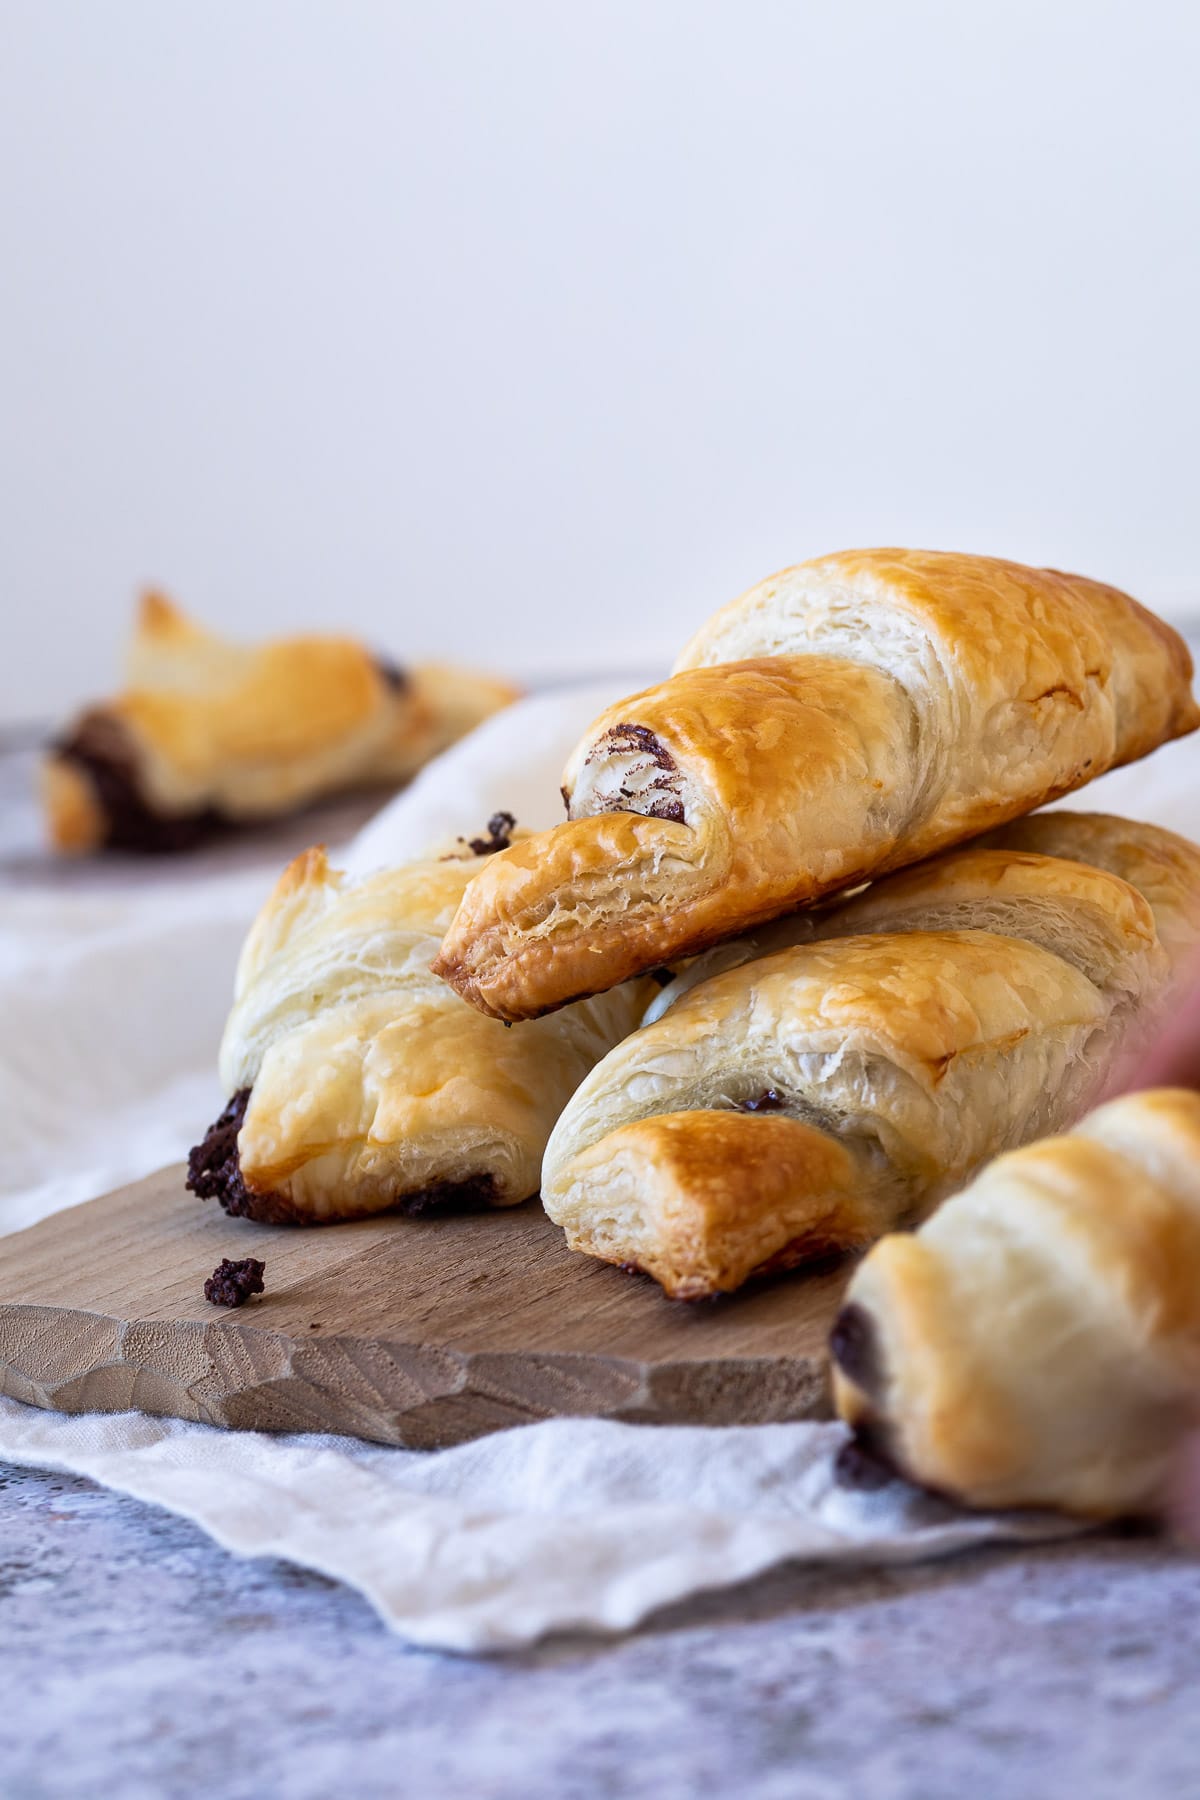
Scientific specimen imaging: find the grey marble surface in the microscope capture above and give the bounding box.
[2,1459,1198,1800]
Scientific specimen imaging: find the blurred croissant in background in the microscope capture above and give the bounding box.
[41,590,519,854]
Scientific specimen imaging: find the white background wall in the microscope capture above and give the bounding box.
[2,0,1197,723]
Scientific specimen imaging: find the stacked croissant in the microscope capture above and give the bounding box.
[192,548,1200,1521]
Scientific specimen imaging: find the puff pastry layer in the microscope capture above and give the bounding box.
[644,811,1200,1024]
[541,821,1197,1296]
[433,550,1197,1019]
[188,832,648,1223]
[43,591,518,853]
[831,1088,1200,1518]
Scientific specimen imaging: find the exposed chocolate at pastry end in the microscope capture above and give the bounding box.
[466,811,517,856]
[189,1094,503,1224]
[590,722,679,772]
[204,1256,266,1308]
[52,711,228,854]
[736,1089,787,1113]
[188,1091,308,1223]
[582,723,687,826]
[187,1089,259,1217]
[396,1173,500,1218]
[834,1424,904,1491]
[373,655,410,693]
[829,1301,885,1398]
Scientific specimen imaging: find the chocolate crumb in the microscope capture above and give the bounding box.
[465,811,517,856]
[204,1257,266,1308]
[736,1089,787,1113]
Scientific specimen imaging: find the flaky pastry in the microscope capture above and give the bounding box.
[831,1088,1200,1517]
[644,811,1200,1024]
[433,550,1197,1019]
[540,825,1197,1296]
[188,825,648,1223]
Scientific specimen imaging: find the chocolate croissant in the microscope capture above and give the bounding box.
[43,591,518,853]
[433,550,1197,1020]
[188,828,651,1223]
[540,824,1196,1296]
[831,1088,1200,1518]
[643,811,1200,1026]
[643,812,1200,1027]
[977,811,1200,974]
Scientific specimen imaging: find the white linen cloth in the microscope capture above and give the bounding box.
[3,680,1197,1652]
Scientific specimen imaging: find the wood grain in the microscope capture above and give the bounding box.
[0,1166,851,1448]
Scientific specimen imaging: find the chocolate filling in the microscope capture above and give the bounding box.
[583,723,686,824]
[187,1089,263,1217]
[834,1422,905,1491]
[736,1089,787,1113]
[187,1089,501,1224]
[648,967,675,988]
[373,655,410,693]
[204,1256,266,1308]
[53,712,229,853]
[395,1173,500,1218]
[829,1301,884,1398]
[466,811,517,856]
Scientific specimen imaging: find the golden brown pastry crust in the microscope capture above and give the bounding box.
[560,1110,875,1299]
[434,550,1198,1019]
[199,836,650,1223]
[645,813,1192,1025]
[832,1088,1200,1518]
[540,833,1193,1297]
[43,591,518,853]
[979,811,1200,976]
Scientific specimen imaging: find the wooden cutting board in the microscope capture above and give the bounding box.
[0,1167,852,1449]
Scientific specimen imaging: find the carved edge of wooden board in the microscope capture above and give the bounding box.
[0,1303,832,1449]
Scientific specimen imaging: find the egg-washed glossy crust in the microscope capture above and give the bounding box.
[433,549,1198,1019]
[539,819,1199,1297]
[832,1088,1200,1518]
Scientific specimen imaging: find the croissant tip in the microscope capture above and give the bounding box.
[137,588,188,633]
[276,843,335,896]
